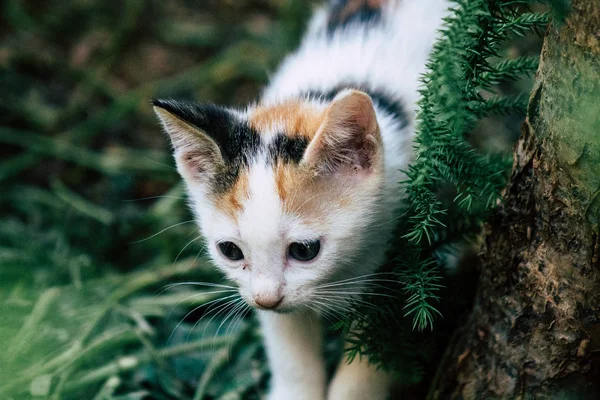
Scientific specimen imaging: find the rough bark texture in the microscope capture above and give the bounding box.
[430,1,600,398]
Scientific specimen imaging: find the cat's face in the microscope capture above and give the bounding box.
[154,90,385,312]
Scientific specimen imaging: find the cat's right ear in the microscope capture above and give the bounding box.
[152,99,226,183]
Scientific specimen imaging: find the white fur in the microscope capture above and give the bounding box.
[182,1,450,399]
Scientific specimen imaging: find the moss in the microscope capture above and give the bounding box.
[534,12,600,225]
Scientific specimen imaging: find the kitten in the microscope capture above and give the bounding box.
[153,0,448,399]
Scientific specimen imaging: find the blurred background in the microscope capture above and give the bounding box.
[0,1,315,398]
[0,0,540,399]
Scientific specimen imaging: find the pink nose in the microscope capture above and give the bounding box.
[254,295,283,309]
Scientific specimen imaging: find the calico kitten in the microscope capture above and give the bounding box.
[153,0,448,398]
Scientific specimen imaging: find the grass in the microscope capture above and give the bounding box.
[0,1,314,398]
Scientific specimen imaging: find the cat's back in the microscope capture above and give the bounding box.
[263,0,449,108]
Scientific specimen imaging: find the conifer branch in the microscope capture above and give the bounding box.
[398,2,547,334]
[482,56,540,85]
[474,92,529,117]
[496,11,550,38]
[348,0,549,379]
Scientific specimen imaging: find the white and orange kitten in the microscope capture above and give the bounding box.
[153,1,448,398]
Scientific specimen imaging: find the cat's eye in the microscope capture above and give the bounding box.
[218,241,244,261]
[288,240,321,262]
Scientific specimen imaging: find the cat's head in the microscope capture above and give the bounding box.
[154,89,385,312]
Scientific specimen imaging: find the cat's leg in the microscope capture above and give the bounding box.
[258,309,326,400]
[327,350,393,400]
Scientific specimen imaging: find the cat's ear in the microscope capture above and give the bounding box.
[153,100,229,183]
[302,90,381,175]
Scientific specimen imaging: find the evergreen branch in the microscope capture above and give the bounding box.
[403,184,447,245]
[400,258,444,331]
[481,56,539,85]
[496,12,550,37]
[392,0,545,330]
[473,92,529,117]
[351,0,547,377]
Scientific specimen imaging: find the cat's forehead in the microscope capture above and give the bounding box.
[213,147,318,224]
[212,100,332,223]
[247,100,325,141]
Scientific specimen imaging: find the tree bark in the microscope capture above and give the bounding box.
[430,1,600,398]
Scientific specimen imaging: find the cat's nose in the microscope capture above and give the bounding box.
[254,294,283,309]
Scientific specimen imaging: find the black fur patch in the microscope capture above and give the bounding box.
[267,134,309,165]
[302,85,409,129]
[153,99,261,194]
[327,0,383,35]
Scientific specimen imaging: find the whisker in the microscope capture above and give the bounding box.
[315,274,399,288]
[315,272,401,289]
[155,281,237,296]
[315,290,397,299]
[369,214,405,229]
[224,301,251,361]
[233,301,250,331]
[220,301,248,347]
[166,293,238,346]
[314,293,390,316]
[306,302,337,327]
[310,298,346,321]
[312,293,379,321]
[209,298,247,352]
[226,302,249,340]
[124,195,186,202]
[185,244,208,274]
[142,157,178,171]
[163,289,238,320]
[172,234,203,266]
[129,220,194,244]
[315,280,401,292]
[215,299,246,339]
[317,276,401,287]
[198,296,243,344]
[231,306,252,347]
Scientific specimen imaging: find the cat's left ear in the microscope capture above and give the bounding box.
[302,89,382,175]
[152,99,231,184]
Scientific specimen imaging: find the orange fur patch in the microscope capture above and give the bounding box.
[248,101,325,140]
[218,95,381,222]
[273,162,312,205]
[274,161,356,219]
[262,93,383,219]
[215,170,250,221]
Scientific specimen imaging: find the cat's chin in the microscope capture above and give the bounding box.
[256,307,291,315]
[250,301,304,314]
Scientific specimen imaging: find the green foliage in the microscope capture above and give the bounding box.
[401,259,444,331]
[401,0,546,329]
[0,1,313,398]
[344,0,549,382]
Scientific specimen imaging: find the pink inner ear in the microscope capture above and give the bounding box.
[153,105,225,182]
[183,150,210,174]
[304,90,382,174]
[352,102,379,136]
[178,147,221,181]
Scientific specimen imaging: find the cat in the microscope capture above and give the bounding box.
[153,0,449,398]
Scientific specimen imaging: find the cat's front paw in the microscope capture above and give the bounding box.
[268,384,326,400]
[328,385,388,400]
[328,358,392,400]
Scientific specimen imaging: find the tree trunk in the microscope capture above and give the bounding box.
[430,1,600,398]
